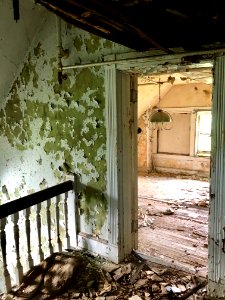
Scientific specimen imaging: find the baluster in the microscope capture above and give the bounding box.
[11,212,23,284]
[46,199,54,255]
[0,217,11,292]
[36,203,44,261]
[63,192,70,249]
[56,195,62,252]
[24,207,34,268]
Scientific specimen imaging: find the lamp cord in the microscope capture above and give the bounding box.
[158,78,161,107]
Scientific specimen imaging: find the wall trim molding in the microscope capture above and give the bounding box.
[208,55,225,298]
[105,66,138,263]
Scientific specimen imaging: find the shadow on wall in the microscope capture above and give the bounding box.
[59,169,108,237]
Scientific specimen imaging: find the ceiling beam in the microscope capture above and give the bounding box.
[36,0,170,52]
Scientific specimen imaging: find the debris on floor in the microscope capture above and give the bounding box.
[138,173,208,276]
[0,249,208,300]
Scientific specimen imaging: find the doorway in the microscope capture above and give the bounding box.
[136,70,212,277]
[106,54,225,297]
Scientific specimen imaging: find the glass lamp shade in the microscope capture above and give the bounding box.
[149,109,173,130]
[149,109,172,123]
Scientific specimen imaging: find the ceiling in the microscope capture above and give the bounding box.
[138,68,213,117]
[138,69,213,86]
[36,0,225,53]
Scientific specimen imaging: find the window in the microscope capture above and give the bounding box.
[195,111,212,156]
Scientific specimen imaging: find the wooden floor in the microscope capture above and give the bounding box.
[138,173,209,277]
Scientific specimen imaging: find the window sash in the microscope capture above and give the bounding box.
[195,111,212,156]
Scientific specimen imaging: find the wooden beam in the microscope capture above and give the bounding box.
[36,0,170,52]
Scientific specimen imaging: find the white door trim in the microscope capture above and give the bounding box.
[208,55,225,298]
[105,65,138,263]
[105,65,120,262]
[104,54,225,299]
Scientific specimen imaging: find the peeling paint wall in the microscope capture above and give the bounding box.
[0,9,131,243]
[137,116,148,173]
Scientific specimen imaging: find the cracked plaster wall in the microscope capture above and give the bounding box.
[138,83,211,175]
[0,10,131,240]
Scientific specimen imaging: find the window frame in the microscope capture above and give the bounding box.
[195,110,212,157]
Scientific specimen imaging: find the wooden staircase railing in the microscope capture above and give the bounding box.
[0,180,76,293]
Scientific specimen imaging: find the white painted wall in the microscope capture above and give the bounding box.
[0,0,48,102]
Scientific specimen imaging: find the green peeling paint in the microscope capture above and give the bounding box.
[20,54,39,88]
[80,186,107,235]
[84,35,101,54]
[73,36,83,52]
[71,68,104,103]
[103,39,113,49]
[20,63,31,86]
[0,27,114,233]
[34,42,45,57]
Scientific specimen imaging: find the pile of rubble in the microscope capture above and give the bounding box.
[0,250,207,300]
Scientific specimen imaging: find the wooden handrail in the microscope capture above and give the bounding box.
[0,180,74,219]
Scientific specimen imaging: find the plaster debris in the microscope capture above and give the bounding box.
[138,173,208,276]
[150,274,163,282]
[134,278,148,289]
[196,200,208,207]
[152,283,160,292]
[113,263,132,281]
[162,208,175,215]
[101,262,119,273]
[128,296,142,300]
[166,285,181,293]
[0,249,207,300]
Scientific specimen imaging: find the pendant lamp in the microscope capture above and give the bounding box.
[149,79,172,130]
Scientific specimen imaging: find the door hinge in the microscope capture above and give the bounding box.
[222,227,225,253]
[131,220,138,233]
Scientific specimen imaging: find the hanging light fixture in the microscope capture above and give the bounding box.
[149,78,173,130]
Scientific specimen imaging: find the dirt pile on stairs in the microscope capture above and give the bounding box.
[0,249,207,300]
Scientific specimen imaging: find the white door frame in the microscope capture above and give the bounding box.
[105,65,138,263]
[105,50,225,298]
[208,55,225,298]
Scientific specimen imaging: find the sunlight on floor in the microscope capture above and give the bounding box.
[138,173,209,277]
